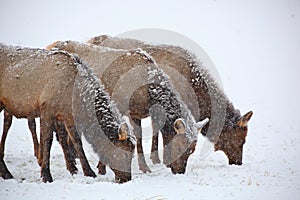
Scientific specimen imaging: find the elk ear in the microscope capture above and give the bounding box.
[46,41,61,50]
[237,111,253,127]
[118,123,129,140]
[174,118,186,134]
[196,118,209,132]
[87,35,109,45]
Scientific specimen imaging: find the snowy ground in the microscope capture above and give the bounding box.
[1,0,300,199]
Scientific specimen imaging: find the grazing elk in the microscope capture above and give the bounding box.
[88,35,253,166]
[0,44,135,183]
[47,40,208,174]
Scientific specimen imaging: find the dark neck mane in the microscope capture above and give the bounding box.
[144,44,240,135]
[76,59,122,140]
[188,53,241,141]
[145,56,182,121]
[143,49,197,140]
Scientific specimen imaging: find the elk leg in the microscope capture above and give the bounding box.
[65,126,96,178]
[0,110,13,159]
[132,118,151,173]
[150,120,161,164]
[0,156,13,179]
[67,135,78,160]
[27,118,39,159]
[40,114,54,183]
[38,125,44,166]
[162,133,172,167]
[54,121,78,175]
[0,107,12,179]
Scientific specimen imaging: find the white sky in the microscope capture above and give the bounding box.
[1,0,300,127]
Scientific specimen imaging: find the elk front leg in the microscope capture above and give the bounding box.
[0,110,12,159]
[40,114,54,183]
[54,121,78,175]
[27,118,39,159]
[132,118,151,173]
[150,119,161,164]
[65,126,96,178]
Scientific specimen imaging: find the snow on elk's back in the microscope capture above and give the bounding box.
[88,35,232,124]
[49,40,129,75]
[94,36,242,139]
[0,44,49,72]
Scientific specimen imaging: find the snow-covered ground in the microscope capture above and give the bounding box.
[1,0,299,199]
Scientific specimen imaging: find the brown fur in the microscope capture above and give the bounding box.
[88,35,253,165]
[0,44,135,183]
[47,40,205,174]
[0,44,96,182]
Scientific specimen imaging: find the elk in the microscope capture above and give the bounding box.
[0,44,135,183]
[88,35,253,165]
[46,40,208,174]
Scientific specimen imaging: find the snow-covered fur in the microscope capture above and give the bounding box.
[73,58,136,183]
[88,35,253,166]
[47,40,204,173]
[138,49,200,173]
[0,44,135,183]
[142,49,198,142]
[46,40,158,173]
[75,57,129,140]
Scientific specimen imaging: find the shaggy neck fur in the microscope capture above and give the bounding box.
[75,58,124,141]
[138,49,198,141]
[188,53,241,142]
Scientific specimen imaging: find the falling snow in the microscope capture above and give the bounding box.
[1,0,300,200]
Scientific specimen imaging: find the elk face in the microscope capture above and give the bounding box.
[215,111,253,165]
[163,118,209,174]
[109,122,136,183]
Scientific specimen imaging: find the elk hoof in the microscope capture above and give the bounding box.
[0,171,13,179]
[67,164,78,175]
[84,169,96,178]
[41,172,53,183]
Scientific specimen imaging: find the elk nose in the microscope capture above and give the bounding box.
[171,167,186,174]
[236,161,243,165]
[229,160,243,165]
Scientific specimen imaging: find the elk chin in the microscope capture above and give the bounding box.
[112,169,132,183]
[229,160,243,166]
[169,158,188,174]
[171,166,186,174]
